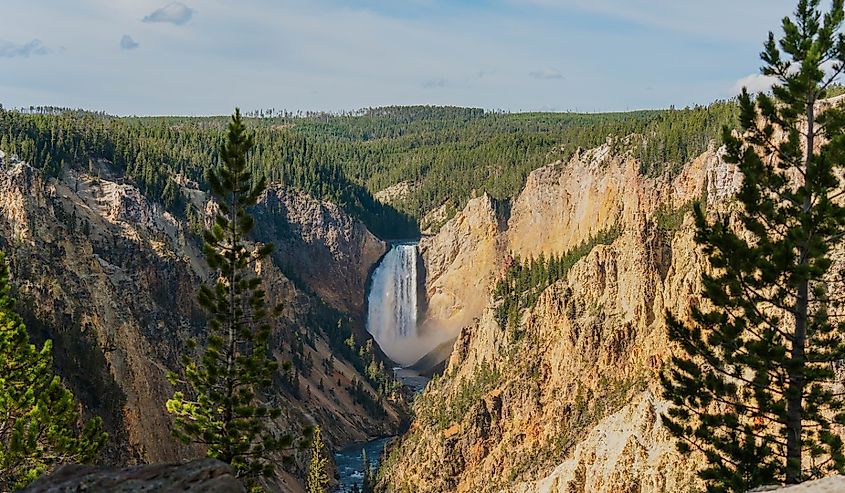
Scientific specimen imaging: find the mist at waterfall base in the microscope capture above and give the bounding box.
[366,243,450,367]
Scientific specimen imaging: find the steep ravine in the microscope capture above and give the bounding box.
[0,156,403,492]
[384,143,738,492]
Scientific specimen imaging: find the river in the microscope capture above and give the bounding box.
[333,437,392,492]
[336,241,431,491]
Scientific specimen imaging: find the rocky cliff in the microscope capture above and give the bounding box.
[416,193,506,363]
[254,186,387,317]
[0,156,403,491]
[385,141,740,492]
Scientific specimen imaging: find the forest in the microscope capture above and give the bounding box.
[0,102,738,238]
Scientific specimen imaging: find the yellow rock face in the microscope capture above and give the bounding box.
[508,144,642,258]
[418,193,505,355]
[388,143,742,493]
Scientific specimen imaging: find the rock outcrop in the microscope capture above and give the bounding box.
[751,476,845,492]
[507,144,638,257]
[417,194,505,357]
[254,186,388,316]
[374,181,413,205]
[511,392,696,493]
[23,459,244,493]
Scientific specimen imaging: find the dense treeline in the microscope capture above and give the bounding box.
[0,109,416,238]
[279,103,738,221]
[634,101,737,175]
[0,102,739,237]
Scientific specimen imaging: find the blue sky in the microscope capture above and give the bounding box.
[0,0,797,115]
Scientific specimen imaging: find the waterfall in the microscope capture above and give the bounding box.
[366,243,419,365]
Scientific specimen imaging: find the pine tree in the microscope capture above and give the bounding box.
[0,251,107,490]
[305,426,330,493]
[166,109,294,486]
[361,449,376,493]
[661,1,845,490]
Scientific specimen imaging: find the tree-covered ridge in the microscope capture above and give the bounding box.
[0,108,416,238]
[277,102,739,219]
[0,102,739,238]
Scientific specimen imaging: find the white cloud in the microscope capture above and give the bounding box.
[731,73,777,95]
[731,59,845,95]
[143,2,194,26]
[529,68,564,80]
[120,35,139,50]
[0,39,50,58]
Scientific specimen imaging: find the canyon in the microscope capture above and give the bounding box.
[0,132,751,492]
[1,97,839,493]
[10,0,845,488]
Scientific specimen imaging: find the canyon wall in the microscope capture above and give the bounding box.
[416,193,506,365]
[0,157,403,491]
[387,142,740,492]
[254,186,387,317]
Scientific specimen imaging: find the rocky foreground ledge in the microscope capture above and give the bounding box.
[22,459,245,493]
[751,476,845,493]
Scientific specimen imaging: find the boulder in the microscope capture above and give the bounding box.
[22,459,245,493]
[750,476,845,493]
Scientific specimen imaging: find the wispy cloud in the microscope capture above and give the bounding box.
[143,2,194,26]
[529,68,564,80]
[422,78,447,88]
[0,39,50,58]
[120,35,139,50]
[730,73,776,95]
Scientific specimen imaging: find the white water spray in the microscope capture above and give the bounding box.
[366,243,422,365]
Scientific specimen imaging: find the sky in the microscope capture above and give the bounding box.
[0,0,799,116]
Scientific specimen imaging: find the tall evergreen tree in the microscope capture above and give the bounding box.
[166,109,294,487]
[661,1,845,490]
[305,426,330,493]
[361,449,377,493]
[0,251,107,490]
